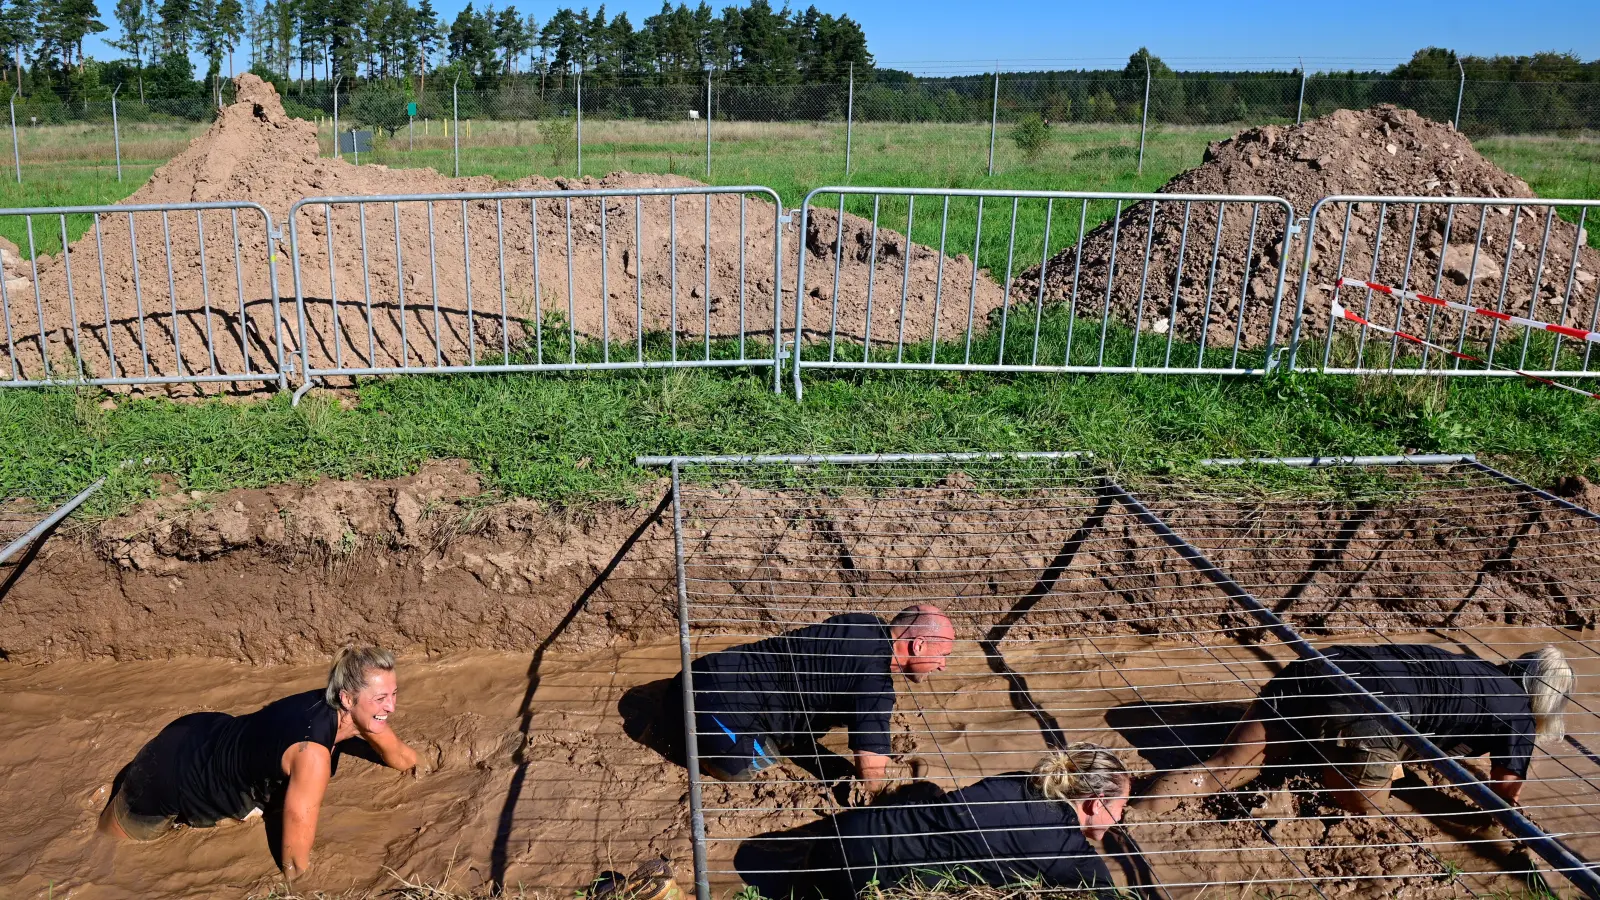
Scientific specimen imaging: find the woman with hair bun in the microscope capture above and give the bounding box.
[98,647,419,886]
[805,743,1130,898]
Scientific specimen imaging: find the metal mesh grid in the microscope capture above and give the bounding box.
[667,455,1600,900]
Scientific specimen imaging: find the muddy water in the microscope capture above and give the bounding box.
[3,630,1596,899]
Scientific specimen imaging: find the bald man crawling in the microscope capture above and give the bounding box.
[674,605,955,786]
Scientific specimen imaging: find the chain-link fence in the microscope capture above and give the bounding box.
[3,75,1598,195]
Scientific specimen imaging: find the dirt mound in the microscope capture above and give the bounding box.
[4,75,1001,394]
[1023,106,1599,352]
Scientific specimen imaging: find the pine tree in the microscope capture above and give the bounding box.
[158,0,191,55]
[109,0,153,93]
[0,0,36,88]
[216,0,242,76]
[39,0,108,69]
[411,0,440,91]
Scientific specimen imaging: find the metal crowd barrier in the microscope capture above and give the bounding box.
[286,185,787,401]
[790,187,1298,398]
[0,201,290,390]
[1287,195,1600,378]
[6,188,1599,398]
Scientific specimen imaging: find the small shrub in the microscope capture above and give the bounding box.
[540,116,575,166]
[1010,114,1053,163]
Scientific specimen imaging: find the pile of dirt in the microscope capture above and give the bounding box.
[1022,106,1599,351]
[5,74,1004,394]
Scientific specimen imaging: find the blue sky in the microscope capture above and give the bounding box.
[83,0,1600,75]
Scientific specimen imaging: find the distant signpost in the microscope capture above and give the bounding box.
[407,102,418,117]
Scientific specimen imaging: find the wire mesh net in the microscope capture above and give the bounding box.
[669,456,1600,899]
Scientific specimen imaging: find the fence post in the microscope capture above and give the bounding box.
[1454,58,1466,130]
[705,69,712,180]
[1296,59,1306,125]
[845,62,854,177]
[576,66,583,177]
[9,89,18,184]
[1137,56,1151,176]
[332,76,342,159]
[452,75,460,177]
[112,84,123,181]
[987,67,999,176]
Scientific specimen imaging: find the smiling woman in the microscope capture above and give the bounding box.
[95,646,420,890]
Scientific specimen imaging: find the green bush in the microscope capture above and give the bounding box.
[1009,114,1054,163]
[348,83,412,138]
[540,115,576,166]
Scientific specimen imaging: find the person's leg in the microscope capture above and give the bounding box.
[1136,704,1272,813]
[98,739,181,841]
[1321,723,1404,815]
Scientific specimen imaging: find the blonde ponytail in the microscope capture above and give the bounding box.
[325,646,396,710]
[1509,646,1573,745]
[1030,742,1130,802]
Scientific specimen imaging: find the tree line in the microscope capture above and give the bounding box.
[1,0,1597,138]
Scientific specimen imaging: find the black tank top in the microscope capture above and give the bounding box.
[174,689,339,825]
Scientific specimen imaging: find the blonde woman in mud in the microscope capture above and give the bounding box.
[804,742,1130,899]
[98,647,419,887]
[1137,644,1572,817]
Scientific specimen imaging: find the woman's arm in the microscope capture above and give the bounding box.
[1489,765,1524,805]
[358,725,419,772]
[279,742,333,885]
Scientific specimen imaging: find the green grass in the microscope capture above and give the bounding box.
[2,118,1595,257]
[4,355,1599,517]
[3,121,1600,517]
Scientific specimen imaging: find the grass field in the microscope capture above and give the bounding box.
[3,118,1600,517]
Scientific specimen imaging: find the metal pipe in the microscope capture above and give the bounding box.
[987,67,999,176]
[1138,56,1151,176]
[1455,58,1466,130]
[452,75,460,177]
[1102,477,1600,900]
[0,479,105,565]
[1199,453,1476,467]
[111,84,122,181]
[636,451,1091,467]
[1468,460,1600,524]
[9,89,18,183]
[670,462,712,900]
[844,62,854,177]
[575,67,583,177]
[705,69,712,180]
[332,76,342,159]
[1296,59,1306,125]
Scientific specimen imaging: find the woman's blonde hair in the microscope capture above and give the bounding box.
[1030,742,1130,802]
[325,646,396,711]
[1507,646,1573,745]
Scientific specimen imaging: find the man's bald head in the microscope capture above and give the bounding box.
[888,604,954,682]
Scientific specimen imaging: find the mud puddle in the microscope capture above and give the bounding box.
[4,626,1594,899]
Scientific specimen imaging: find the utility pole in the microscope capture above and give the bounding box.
[112,84,123,181]
[1296,58,1307,125]
[1137,55,1151,176]
[987,66,999,176]
[332,75,343,159]
[845,62,855,177]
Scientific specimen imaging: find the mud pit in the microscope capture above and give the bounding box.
[4,462,1600,898]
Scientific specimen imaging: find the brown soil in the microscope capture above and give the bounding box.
[1020,106,1600,352]
[2,75,1005,395]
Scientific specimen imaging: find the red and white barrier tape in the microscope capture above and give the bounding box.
[1329,298,1600,400]
[1335,277,1600,345]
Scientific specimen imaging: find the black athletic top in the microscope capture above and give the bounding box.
[170,689,340,824]
[1260,644,1536,776]
[691,613,896,754]
[816,774,1113,894]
